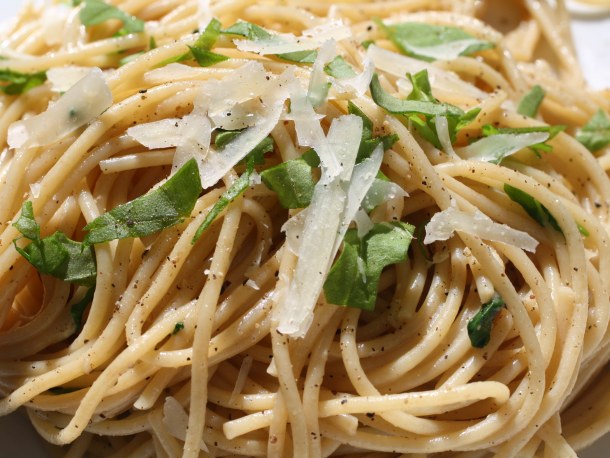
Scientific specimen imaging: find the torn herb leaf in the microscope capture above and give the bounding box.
[84,158,202,245]
[468,294,505,348]
[214,130,274,165]
[192,159,254,243]
[504,184,561,233]
[482,124,565,156]
[375,19,494,62]
[80,0,144,35]
[324,56,356,79]
[348,101,398,162]
[576,109,610,153]
[260,154,317,209]
[160,18,227,67]
[324,222,414,311]
[0,68,47,95]
[517,85,545,118]
[13,202,97,287]
[173,322,185,335]
[70,287,95,333]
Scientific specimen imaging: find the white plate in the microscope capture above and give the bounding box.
[0,2,608,457]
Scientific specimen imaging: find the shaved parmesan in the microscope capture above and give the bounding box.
[424,206,538,252]
[8,68,112,149]
[47,66,93,93]
[162,397,208,451]
[277,115,362,337]
[407,39,488,61]
[457,132,549,163]
[367,45,486,99]
[435,115,457,156]
[363,178,408,211]
[307,40,336,107]
[331,57,375,97]
[234,19,351,55]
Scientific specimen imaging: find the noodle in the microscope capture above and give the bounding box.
[0,0,609,457]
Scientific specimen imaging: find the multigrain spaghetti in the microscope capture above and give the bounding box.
[0,0,609,457]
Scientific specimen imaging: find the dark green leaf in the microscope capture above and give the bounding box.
[192,159,253,243]
[370,73,463,117]
[222,22,272,40]
[188,47,229,67]
[84,158,202,245]
[0,68,47,95]
[172,322,185,335]
[517,85,545,118]
[13,209,97,287]
[260,156,316,209]
[161,18,227,67]
[80,0,144,35]
[504,184,561,233]
[348,101,398,162]
[375,19,494,62]
[277,50,318,63]
[468,294,505,348]
[214,130,274,165]
[70,287,95,333]
[576,109,610,153]
[324,222,414,311]
[324,56,356,78]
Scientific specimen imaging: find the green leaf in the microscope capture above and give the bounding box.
[370,73,463,117]
[504,184,561,233]
[517,85,545,118]
[71,287,95,333]
[0,68,47,95]
[260,155,316,209]
[375,19,494,62]
[482,124,565,156]
[277,50,318,63]
[13,204,97,288]
[576,109,610,153]
[468,294,505,348]
[222,21,272,40]
[84,158,202,245]
[188,47,229,67]
[348,101,398,162]
[172,322,185,335]
[324,56,356,79]
[192,159,254,243]
[361,40,375,49]
[160,18,227,68]
[324,222,414,311]
[80,0,144,35]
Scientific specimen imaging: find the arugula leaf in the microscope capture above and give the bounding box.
[260,153,317,209]
[70,287,95,333]
[370,73,463,117]
[517,85,545,118]
[172,322,185,335]
[214,130,274,165]
[348,101,398,162]
[222,21,317,63]
[84,158,202,245]
[160,18,227,67]
[324,222,414,311]
[13,202,97,287]
[504,184,561,232]
[192,158,254,243]
[375,19,494,62]
[576,109,610,153]
[0,69,47,95]
[80,0,144,35]
[324,56,356,79]
[468,294,505,348]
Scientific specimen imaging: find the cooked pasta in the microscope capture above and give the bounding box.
[0,0,609,457]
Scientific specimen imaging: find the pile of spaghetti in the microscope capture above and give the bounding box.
[0,0,609,456]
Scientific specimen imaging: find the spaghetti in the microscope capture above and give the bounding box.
[0,0,609,457]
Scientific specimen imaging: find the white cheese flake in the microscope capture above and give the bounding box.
[424,206,539,252]
[457,132,549,162]
[162,397,208,451]
[8,68,112,149]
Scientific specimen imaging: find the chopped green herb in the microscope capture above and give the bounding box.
[504,184,561,233]
[84,158,202,245]
[361,39,375,49]
[80,0,144,35]
[348,101,398,162]
[0,68,47,95]
[192,158,254,243]
[159,18,227,67]
[468,294,505,348]
[278,50,318,63]
[576,109,610,153]
[70,287,95,333]
[172,322,185,335]
[260,154,317,209]
[324,222,414,311]
[578,224,590,237]
[517,85,545,118]
[324,56,356,79]
[13,202,97,287]
[482,124,564,155]
[375,19,494,62]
